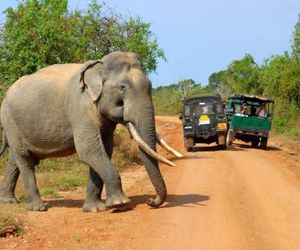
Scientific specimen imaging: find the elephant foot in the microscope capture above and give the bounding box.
[25,201,48,211]
[82,199,106,212]
[106,192,131,209]
[0,192,18,204]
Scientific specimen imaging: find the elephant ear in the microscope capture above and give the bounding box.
[79,60,106,102]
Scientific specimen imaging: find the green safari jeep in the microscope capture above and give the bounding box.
[225,94,274,149]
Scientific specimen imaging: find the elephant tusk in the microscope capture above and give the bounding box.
[127,122,176,167]
[156,132,183,158]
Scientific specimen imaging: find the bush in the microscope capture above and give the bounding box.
[112,125,143,169]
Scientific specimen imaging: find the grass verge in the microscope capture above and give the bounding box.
[0,204,23,238]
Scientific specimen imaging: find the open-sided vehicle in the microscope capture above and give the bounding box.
[180,94,227,151]
[225,94,274,149]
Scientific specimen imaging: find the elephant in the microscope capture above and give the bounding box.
[0,51,182,212]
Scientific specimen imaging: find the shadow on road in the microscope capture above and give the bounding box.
[45,193,210,211]
[234,143,281,151]
[46,198,83,209]
[163,194,210,208]
[191,145,244,152]
[130,194,210,209]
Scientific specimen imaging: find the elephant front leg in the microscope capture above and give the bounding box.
[0,152,20,204]
[74,128,130,209]
[14,153,47,211]
[83,134,114,212]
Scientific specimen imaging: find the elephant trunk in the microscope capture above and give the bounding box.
[132,101,167,207]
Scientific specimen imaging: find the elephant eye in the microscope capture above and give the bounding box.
[116,99,124,107]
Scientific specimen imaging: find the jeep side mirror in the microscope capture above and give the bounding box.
[179,113,183,120]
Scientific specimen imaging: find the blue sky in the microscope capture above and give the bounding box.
[1,0,300,87]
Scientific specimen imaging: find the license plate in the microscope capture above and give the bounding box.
[217,122,227,130]
[199,115,210,125]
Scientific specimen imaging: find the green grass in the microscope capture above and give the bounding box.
[272,102,300,139]
[39,188,60,198]
[54,171,87,191]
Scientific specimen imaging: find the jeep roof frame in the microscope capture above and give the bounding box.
[228,94,274,103]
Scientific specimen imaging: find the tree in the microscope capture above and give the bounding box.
[292,14,300,58]
[206,54,262,97]
[0,0,70,83]
[223,54,262,95]
[207,71,230,97]
[0,0,165,84]
[261,53,300,105]
[152,79,204,115]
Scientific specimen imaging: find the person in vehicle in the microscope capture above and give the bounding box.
[256,103,268,117]
[241,103,248,115]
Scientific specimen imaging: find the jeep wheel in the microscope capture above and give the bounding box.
[184,137,194,152]
[261,137,268,150]
[251,137,260,148]
[217,134,227,150]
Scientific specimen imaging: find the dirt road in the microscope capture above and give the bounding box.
[1,116,300,250]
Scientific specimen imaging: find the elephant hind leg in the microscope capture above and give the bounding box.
[14,152,47,211]
[0,151,20,204]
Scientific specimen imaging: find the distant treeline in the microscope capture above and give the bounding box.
[0,0,166,99]
[153,14,300,138]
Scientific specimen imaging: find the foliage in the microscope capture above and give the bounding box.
[39,188,60,198]
[207,54,262,97]
[260,53,300,105]
[55,172,87,191]
[112,125,142,169]
[292,14,300,58]
[0,0,70,83]
[0,0,165,85]
[153,79,209,115]
[207,71,226,94]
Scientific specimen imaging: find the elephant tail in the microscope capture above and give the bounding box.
[0,132,8,157]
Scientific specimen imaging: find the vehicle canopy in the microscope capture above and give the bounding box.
[227,94,274,104]
[226,94,274,117]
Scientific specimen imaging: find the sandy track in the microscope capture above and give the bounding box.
[1,116,300,250]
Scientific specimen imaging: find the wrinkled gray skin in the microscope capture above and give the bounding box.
[0,51,166,212]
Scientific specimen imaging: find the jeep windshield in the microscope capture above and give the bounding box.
[193,102,223,115]
[183,96,224,117]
